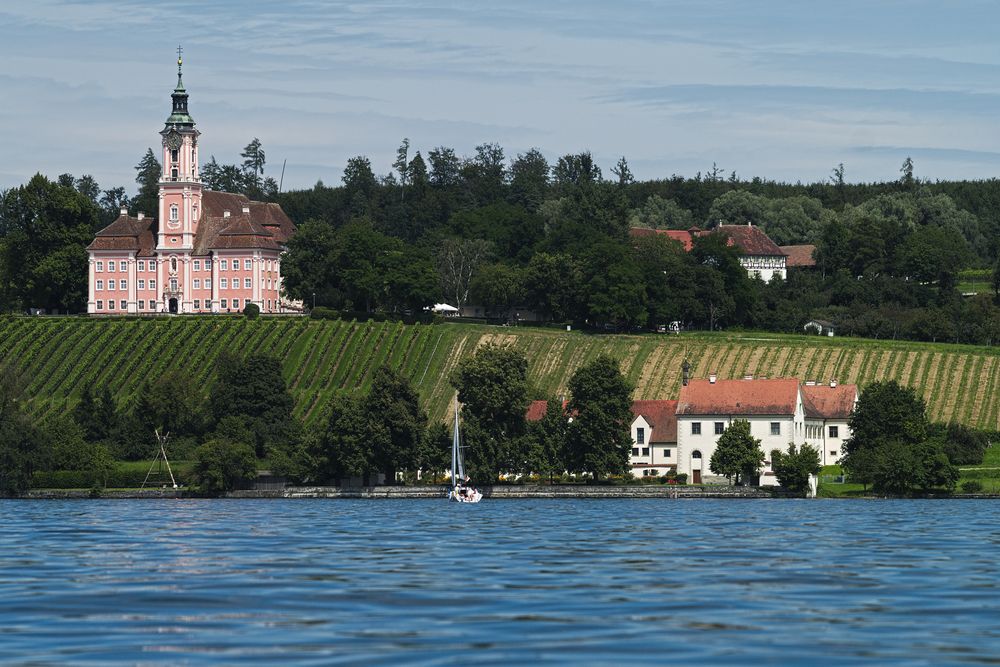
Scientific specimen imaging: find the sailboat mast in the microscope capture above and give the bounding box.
[452,399,460,487]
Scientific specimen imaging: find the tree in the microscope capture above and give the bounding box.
[509,148,550,212]
[611,156,634,187]
[843,380,957,494]
[241,137,266,194]
[393,137,410,200]
[209,353,298,457]
[525,398,568,482]
[0,174,97,312]
[0,363,46,495]
[992,255,1000,300]
[707,190,768,227]
[437,238,492,310]
[628,195,693,230]
[428,146,461,187]
[900,156,915,190]
[366,366,427,481]
[564,354,634,479]
[709,419,764,485]
[770,443,821,494]
[450,343,529,482]
[133,148,161,216]
[194,439,257,494]
[73,383,116,443]
[469,262,526,322]
[311,395,370,483]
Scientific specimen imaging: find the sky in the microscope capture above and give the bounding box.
[2,0,999,194]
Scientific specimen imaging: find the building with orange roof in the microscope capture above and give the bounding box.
[629,400,678,477]
[674,375,857,484]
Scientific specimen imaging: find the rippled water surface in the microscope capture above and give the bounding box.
[2,499,999,665]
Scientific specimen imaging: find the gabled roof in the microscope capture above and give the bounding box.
[87,213,157,256]
[630,224,785,257]
[631,400,678,443]
[629,227,700,252]
[526,400,549,422]
[714,225,786,257]
[781,244,817,267]
[801,384,857,419]
[676,378,800,416]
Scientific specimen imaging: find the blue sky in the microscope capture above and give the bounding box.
[2,0,999,193]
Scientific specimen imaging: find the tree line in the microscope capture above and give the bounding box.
[2,139,999,345]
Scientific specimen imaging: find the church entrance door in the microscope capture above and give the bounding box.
[169,298,178,314]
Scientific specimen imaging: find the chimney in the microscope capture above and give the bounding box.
[223,210,231,219]
[805,380,816,386]
[119,207,128,217]
[242,206,250,214]
[709,372,717,384]
[682,359,691,386]
[830,379,838,388]
[137,212,144,221]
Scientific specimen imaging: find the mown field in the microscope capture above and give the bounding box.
[2,316,999,431]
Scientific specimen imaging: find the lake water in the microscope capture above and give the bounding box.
[1,499,998,665]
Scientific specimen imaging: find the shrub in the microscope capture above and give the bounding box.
[243,303,260,319]
[961,480,983,493]
[310,306,340,320]
[193,439,257,495]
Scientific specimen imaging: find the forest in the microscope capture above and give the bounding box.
[1,139,999,345]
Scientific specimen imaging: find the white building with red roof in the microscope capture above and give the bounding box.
[86,56,296,315]
[629,400,678,477]
[629,223,787,282]
[674,375,857,485]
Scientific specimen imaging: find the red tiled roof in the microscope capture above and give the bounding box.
[526,400,549,422]
[676,378,799,416]
[713,225,785,257]
[629,227,701,251]
[631,400,678,443]
[781,244,817,268]
[801,384,857,419]
[87,214,158,256]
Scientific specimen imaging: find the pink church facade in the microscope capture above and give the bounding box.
[87,56,296,315]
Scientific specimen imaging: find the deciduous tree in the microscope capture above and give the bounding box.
[709,419,764,485]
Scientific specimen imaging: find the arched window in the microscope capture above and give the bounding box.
[170,257,177,272]
[692,450,702,459]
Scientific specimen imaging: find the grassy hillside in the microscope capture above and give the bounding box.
[2,316,999,431]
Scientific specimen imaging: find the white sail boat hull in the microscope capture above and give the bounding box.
[450,396,483,503]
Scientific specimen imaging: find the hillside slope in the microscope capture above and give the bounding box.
[3,317,998,430]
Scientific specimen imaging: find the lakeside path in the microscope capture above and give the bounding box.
[25,486,771,499]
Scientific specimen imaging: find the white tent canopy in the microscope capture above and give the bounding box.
[431,303,459,313]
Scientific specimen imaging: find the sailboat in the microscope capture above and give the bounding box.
[448,398,482,503]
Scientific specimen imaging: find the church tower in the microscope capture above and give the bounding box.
[157,48,202,311]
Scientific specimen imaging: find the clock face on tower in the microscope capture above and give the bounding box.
[166,132,182,150]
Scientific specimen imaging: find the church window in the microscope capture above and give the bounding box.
[194,260,201,271]
[220,259,228,270]
[170,205,179,221]
[244,278,251,289]
[193,206,198,221]
[138,279,145,290]
[170,257,177,272]
[96,300,103,310]
[194,299,200,309]
[108,262,115,273]
[221,299,228,309]
[171,168,178,180]
[170,278,178,291]
[194,279,201,290]
[221,278,228,289]
[96,261,103,272]
[170,149,178,163]
[150,279,156,291]
[120,279,127,290]
[120,261,127,272]
[138,260,145,271]
[120,300,127,310]
[139,300,145,310]
[244,259,252,270]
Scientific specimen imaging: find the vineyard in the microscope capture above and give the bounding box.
[2,317,999,431]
